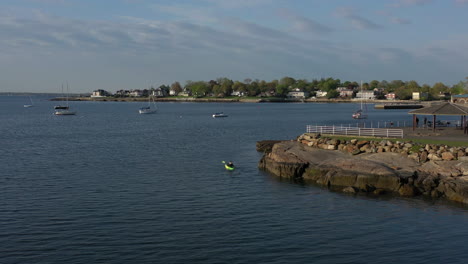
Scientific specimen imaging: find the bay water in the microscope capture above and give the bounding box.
[1,96,467,264]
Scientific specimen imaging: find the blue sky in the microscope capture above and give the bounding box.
[1,0,468,93]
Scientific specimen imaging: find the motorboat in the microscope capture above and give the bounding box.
[54,109,76,115]
[54,105,69,110]
[139,106,156,114]
[212,112,228,118]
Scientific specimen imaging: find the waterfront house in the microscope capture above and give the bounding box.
[151,87,167,97]
[129,89,144,97]
[356,91,375,100]
[385,93,396,100]
[231,90,245,97]
[178,88,192,97]
[451,94,468,104]
[91,89,111,97]
[337,87,353,98]
[316,90,328,98]
[287,88,309,99]
[412,92,428,101]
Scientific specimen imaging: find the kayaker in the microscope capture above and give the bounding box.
[227,161,234,168]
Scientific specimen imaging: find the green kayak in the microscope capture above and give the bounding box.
[225,164,235,171]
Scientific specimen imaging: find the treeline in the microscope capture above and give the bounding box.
[153,76,468,100]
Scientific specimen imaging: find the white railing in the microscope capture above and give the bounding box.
[306,125,404,138]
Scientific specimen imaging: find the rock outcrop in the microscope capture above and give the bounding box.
[258,134,468,204]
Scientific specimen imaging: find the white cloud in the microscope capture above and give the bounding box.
[335,7,382,30]
[391,17,411,24]
[201,0,278,9]
[390,0,432,8]
[278,8,333,35]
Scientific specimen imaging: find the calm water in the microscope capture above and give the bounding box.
[1,96,467,264]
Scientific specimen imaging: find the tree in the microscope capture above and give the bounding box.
[378,80,389,90]
[218,78,233,96]
[394,86,412,100]
[212,85,223,97]
[279,76,296,87]
[232,81,247,95]
[275,84,289,97]
[296,79,308,89]
[170,81,183,95]
[247,81,260,96]
[369,80,380,89]
[451,81,467,95]
[406,80,420,92]
[388,80,405,91]
[159,84,170,94]
[186,81,209,97]
[326,89,339,99]
[362,82,370,90]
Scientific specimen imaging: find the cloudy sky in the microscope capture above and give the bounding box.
[1,0,468,93]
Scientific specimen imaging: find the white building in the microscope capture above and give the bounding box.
[356,91,375,100]
[316,90,328,98]
[287,88,309,99]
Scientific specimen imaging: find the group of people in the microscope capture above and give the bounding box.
[415,117,428,128]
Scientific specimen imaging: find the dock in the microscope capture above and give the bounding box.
[374,103,424,109]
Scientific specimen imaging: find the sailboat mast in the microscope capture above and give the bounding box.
[360,80,363,110]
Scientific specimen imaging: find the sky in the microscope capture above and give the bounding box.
[1,0,468,93]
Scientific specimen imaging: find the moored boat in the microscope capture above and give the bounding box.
[212,112,228,118]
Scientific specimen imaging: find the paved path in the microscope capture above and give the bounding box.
[401,126,468,142]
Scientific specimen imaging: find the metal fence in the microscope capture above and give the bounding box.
[330,120,411,128]
[306,125,404,138]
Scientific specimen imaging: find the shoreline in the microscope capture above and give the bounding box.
[257,133,468,205]
[51,96,422,104]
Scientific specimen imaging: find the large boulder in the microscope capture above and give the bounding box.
[258,140,468,205]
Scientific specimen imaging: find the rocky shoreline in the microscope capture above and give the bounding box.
[257,134,468,205]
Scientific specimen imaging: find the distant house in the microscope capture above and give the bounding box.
[287,88,309,99]
[438,92,451,99]
[151,87,167,97]
[336,87,353,98]
[452,94,468,104]
[231,90,245,97]
[373,88,385,95]
[91,89,111,97]
[169,88,178,96]
[412,92,428,101]
[356,91,375,100]
[129,89,144,97]
[316,90,328,98]
[385,93,396,100]
[258,89,276,97]
[178,89,192,97]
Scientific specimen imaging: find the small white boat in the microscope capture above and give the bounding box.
[54,105,69,110]
[352,109,367,119]
[54,83,76,115]
[212,112,228,118]
[139,96,157,114]
[54,109,76,115]
[352,81,368,119]
[139,106,156,114]
[24,96,34,108]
